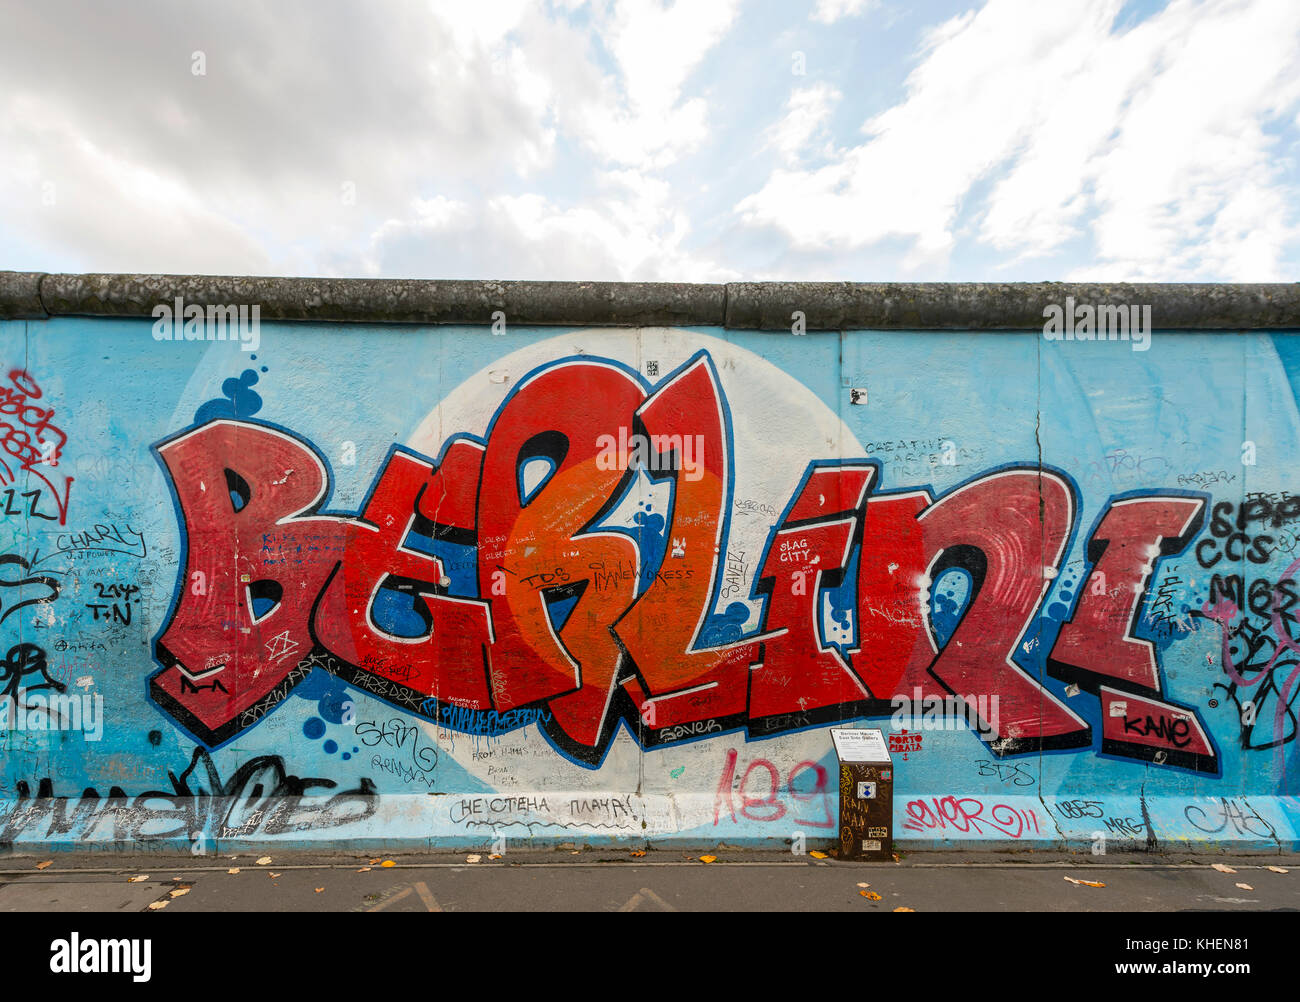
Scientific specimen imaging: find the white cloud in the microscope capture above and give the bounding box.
[767,83,842,164]
[811,0,879,24]
[737,0,1300,279]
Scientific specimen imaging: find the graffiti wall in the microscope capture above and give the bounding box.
[2,313,1298,851]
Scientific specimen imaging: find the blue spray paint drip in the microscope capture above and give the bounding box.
[631,504,668,595]
[820,547,859,656]
[929,567,972,648]
[194,369,263,423]
[698,602,750,646]
[293,668,353,725]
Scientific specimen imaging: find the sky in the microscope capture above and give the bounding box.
[1,0,1298,283]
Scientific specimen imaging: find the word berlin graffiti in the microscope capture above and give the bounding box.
[149,351,1216,771]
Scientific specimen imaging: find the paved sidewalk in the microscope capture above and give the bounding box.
[1,849,1298,912]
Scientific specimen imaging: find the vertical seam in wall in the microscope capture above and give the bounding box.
[1035,326,1045,810]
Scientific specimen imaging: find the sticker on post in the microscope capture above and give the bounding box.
[857,781,877,800]
[862,840,882,852]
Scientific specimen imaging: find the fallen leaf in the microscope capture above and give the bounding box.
[809,850,829,859]
[227,868,240,875]
[269,872,282,878]
[148,900,168,911]
[1268,866,1289,874]
[1212,863,1237,874]
[863,891,883,900]
[630,850,647,857]
[35,861,52,871]
[1236,883,1254,891]
[466,855,481,864]
[894,907,916,912]
[570,850,580,855]
[355,867,371,873]
[169,887,190,898]
[381,860,396,868]
[857,882,870,889]
[489,854,502,860]
[1064,876,1106,888]
[369,858,382,865]
[892,854,901,863]
[256,856,272,866]
[127,875,149,883]
[699,855,717,864]
[315,887,324,894]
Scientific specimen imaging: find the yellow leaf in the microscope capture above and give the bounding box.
[699,855,717,864]
[1268,866,1289,874]
[1212,863,1237,874]
[856,882,870,888]
[127,875,149,883]
[489,854,502,860]
[35,861,52,870]
[169,887,190,898]
[630,850,647,857]
[256,856,272,866]
[270,872,282,878]
[315,887,324,893]
[466,855,482,864]
[1236,883,1254,891]
[1064,876,1106,888]
[864,891,882,900]
[809,851,828,859]
[356,867,371,873]
[369,858,382,865]
[381,860,396,868]
[894,907,916,912]
[148,900,168,910]
[227,868,240,874]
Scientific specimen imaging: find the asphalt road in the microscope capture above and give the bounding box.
[2,848,1298,913]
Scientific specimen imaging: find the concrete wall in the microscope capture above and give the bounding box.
[2,274,1300,853]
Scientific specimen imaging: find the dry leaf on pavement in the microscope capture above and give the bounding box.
[1268,866,1289,873]
[269,872,281,878]
[1064,876,1106,888]
[894,907,916,912]
[148,900,168,910]
[35,861,52,870]
[1236,883,1254,891]
[1212,863,1237,873]
[630,850,646,857]
[369,858,382,865]
[381,860,396,868]
[356,867,371,873]
[256,856,272,866]
[699,855,717,864]
[314,887,324,893]
[862,891,882,900]
[809,851,828,859]
[227,868,240,875]
[857,882,870,888]
[169,887,190,898]
[127,875,149,883]
[466,855,482,864]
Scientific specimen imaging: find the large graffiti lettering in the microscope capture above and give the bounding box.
[149,352,1214,770]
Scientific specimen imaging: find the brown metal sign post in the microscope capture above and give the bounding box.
[831,728,894,861]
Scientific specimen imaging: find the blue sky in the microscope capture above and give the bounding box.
[1,0,1297,282]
